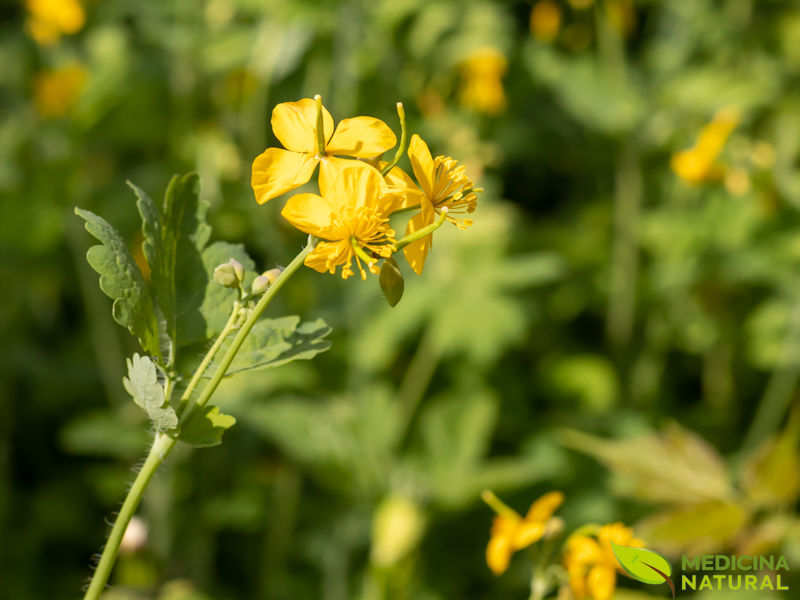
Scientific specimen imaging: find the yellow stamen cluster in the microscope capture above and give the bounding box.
[431,155,479,229]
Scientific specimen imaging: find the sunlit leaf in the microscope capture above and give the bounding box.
[179,405,236,447]
[122,353,177,431]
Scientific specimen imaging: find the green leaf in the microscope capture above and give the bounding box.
[379,258,404,307]
[739,409,800,508]
[636,501,749,555]
[74,207,161,358]
[205,316,331,378]
[179,405,236,447]
[122,353,178,431]
[611,542,672,585]
[560,423,733,504]
[130,174,212,358]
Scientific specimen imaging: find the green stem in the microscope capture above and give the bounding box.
[390,203,422,216]
[83,239,315,599]
[181,236,316,425]
[381,102,408,176]
[83,433,176,600]
[394,209,448,250]
[743,301,800,451]
[175,303,241,416]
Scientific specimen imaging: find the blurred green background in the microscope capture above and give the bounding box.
[3,0,800,598]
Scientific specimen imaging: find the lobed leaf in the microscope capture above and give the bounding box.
[122,353,178,431]
[130,174,212,358]
[74,207,161,358]
[205,316,332,378]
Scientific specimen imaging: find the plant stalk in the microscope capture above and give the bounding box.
[83,237,315,599]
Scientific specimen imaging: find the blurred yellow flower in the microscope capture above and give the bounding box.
[671,107,740,184]
[251,97,397,204]
[459,47,508,115]
[25,0,85,46]
[606,0,636,37]
[482,490,564,576]
[530,0,562,42]
[402,134,479,274]
[33,63,87,118]
[281,162,397,280]
[564,523,644,600]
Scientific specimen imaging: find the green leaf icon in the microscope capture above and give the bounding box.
[611,542,672,585]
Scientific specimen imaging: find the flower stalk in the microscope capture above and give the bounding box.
[82,237,317,600]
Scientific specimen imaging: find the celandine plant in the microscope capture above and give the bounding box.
[76,96,479,599]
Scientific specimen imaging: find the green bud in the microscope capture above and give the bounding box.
[229,258,245,282]
[213,260,241,287]
[251,275,270,295]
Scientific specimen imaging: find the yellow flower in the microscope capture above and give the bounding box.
[671,107,740,184]
[251,97,397,204]
[25,0,85,46]
[482,490,564,576]
[33,63,87,118]
[402,134,479,274]
[281,162,398,280]
[459,47,508,115]
[530,0,562,42]
[564,523,644,600]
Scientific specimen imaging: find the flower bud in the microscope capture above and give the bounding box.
[251,274,270,295]
[213,258,245,287]
[120,516,148,554]
[229,258,245,282]
[263,267,283,284]
[370,495,425,568]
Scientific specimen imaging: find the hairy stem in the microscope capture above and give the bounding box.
[83,433,175,600]
[83,238,315,598]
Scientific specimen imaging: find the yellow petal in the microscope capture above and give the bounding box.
[281,193,346,240]
[382,164,425,213]
[305,240,352,275]
[587,565,616,600]
[325,160,385,211]
[408,134,435,199]
[271,98,334,153]
[565,535,604,567]
[567,563,588,599]
[326,116,397,158]
[251,148,318,204]
[486,533,514,575]
[512,520,545,550]
[318,156,361,198]
[402,203,435,275]
[525,491,564,522]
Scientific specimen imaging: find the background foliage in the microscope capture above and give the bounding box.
[2,0,800,598]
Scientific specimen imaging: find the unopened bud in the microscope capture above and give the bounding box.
[544,516,564,539]
[213,258,244,287]
[264,267,283,284]
[370,495,425,568]
[120,516,148,554]
[251,275,270,295]
[229,258,245,282]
